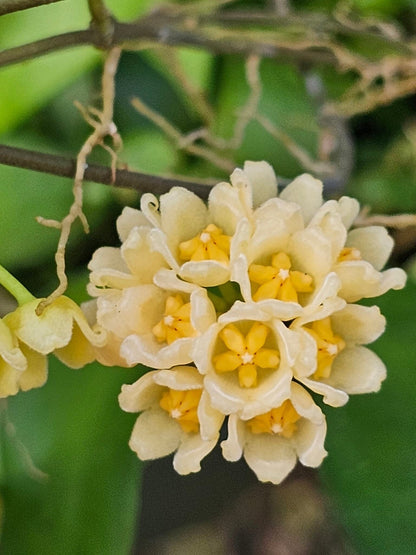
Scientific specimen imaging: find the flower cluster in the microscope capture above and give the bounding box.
[88,161,406,484]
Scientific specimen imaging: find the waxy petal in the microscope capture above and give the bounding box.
[160,187,208,248]
[221,414,246,461]
[330,304,386,345]
[279,174,323,225]
[119,371,161,413]
[346,226,393,270]
[295,418,327,467]
[244,433,297,484]
[243,160,278,207]
[329,346,386,395]
[336,262,406,302]
[116,206,151,242]
[129,408,182,460]
[173,434,218,475]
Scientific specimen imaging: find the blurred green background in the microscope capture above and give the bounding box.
[1,0,416,553]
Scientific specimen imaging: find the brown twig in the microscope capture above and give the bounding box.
[0,0,63,16]
[0,13,346,69]
[0,144,212,198]
[0,30,92,67]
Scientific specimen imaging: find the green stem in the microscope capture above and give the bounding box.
[0,265,35,306]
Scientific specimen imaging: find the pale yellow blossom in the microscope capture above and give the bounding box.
[0,317,45,398]
[192,301,305,419]
[0,295,106,397]
[119,366,224,474]
[221,382,327,484]
[292,304,387,407]
[231,172,406,311]
[6,296,106,369]
[118,270,217,369]
[136,161,278,287]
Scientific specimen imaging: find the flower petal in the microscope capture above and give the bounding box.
[120,334,194,368]
[279,174,323,225]
[0,318,26,371]
[121,226,167,280]
[337,196,360,229]
[116,206,151,242]
[297,376,349,407]
[119,371,161,413]
[208,181,245,236]
[244,432,297,484]
[221,413,245,461]
[243,160,278,207]
[88,246,133,291]
[198,391,225,441]
[173,433,218,475]
[17,345,47,392]
[328,345,386,394]
[330,304,386,345]
[295,418,327,467]
[288,227,333,282]
[160,187,208,247]
[0,345,47,398]
[336,262,407,302]
[346,226,394,270]
[179,260,230,287]
[204,362,292,420]
[290,382,324,424]
[129,408,181,460]
[96,285,165,338]
[7,299,73,354]
[154,367,204,390]
[54,321,96,369]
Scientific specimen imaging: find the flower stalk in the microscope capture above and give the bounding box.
[0,264,34,306]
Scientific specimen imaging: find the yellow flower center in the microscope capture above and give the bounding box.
[152,295,197,344]
[178,224,231,263]
[213,322,280,388]
[304,317,346,380]
[246,400,301,438]
[159,388,202,433]
[248,252,313,303]
[337,247,362,263]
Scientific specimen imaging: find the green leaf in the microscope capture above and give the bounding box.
[320,283,416,554]
[1,358,143,554]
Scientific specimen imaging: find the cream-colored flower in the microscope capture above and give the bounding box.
[231,172,406,310]
[0,316,45,398]
[292,304,387,407]
[282,175,406,302]
[119,366,224,474]
[5,296,106,369]
[0,295,106,397]
[221,382,327,484]
[136,161,278,287]
[118,270,217,368]
[87,202,221,367]
[88,209,167,295]
[192,301,308,419]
